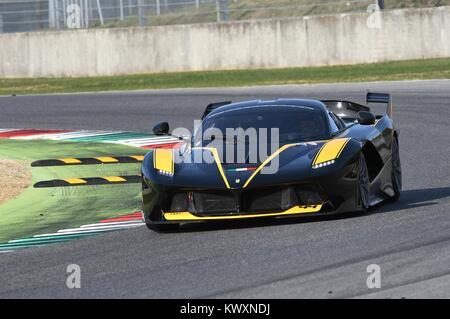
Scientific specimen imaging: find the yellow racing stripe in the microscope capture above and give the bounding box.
[313,138,350,166]
[243,143,299,188]
[192,147,230,189]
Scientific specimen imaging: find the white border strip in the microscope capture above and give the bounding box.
[113,138,180,147]
[15,131,121,140]
[57,223,144,233]
[32,229,116,238]
[81,221,144,228]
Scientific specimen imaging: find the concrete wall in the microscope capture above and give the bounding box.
[1,6,449,78]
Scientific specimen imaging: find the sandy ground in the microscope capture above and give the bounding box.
[0,159,32,205]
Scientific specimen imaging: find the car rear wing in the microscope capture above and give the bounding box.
[367,92,393,118]
[321,100,370,122]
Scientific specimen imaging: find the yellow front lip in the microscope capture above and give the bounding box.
[163,205,323,221]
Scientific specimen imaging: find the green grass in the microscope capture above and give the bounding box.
[1,58,449,96]
[0,139,149,243]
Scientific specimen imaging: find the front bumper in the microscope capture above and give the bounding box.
[143,157,361,225]
[161,204,323,222]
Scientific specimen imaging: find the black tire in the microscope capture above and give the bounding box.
[357,154,370,213]
[146,223,180,233]
[390,137,402,201]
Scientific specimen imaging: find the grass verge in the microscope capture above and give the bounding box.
[0,139,148,243]
[1,58,449,96]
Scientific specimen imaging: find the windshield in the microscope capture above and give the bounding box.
[193,105,330,146]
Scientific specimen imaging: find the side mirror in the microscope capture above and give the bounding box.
[357,111,376,125]
[152,122,169,135]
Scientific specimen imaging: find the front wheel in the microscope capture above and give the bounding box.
[390,137,402,201]
[357,154,370,213]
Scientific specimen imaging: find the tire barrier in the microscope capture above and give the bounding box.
[31,155,145,167]
[34,175,142,188]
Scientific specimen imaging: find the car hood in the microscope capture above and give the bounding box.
[143,141,330,189]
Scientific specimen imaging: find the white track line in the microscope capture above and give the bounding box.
[113,139,180,147]
[127,141,180,147]
[61,131,122,139]
[137,140,180,147]
[30,221,144,238]
[9,233,101,243]
[8,237,68,243]
[80,221,144,228]
[113,136,179,144]
[16,131,92,140]
[32,229,118,238]
[15,131,122,140]
[57,223,144,233]
[62,131,125,139]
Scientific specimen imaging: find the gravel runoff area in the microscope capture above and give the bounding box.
[0,159,31,205]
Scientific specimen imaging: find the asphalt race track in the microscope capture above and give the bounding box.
[0,80,449,298]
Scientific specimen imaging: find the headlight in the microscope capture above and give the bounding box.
[158,169,174,176]
[312,160,335,169]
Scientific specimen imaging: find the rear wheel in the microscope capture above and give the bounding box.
[390,137,402,201]
[146,223,180,233]
[357,154,370,213]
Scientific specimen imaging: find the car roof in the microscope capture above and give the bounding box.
[206,99,328,118]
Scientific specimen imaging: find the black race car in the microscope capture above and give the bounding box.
[141,92,401,231]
